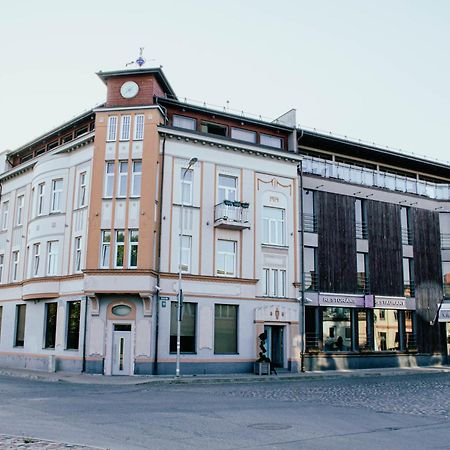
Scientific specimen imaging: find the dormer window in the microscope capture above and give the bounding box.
[201,122,227,137]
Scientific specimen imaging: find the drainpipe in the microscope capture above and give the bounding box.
[82,295,88,372]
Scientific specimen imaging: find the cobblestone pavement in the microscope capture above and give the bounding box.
[0,434,102,450]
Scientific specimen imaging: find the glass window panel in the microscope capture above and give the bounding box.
[443,261,450,298]
[66,301,81,350]
[374,309,399,351]
[260,134,282,148]
[357,310,369,349]
[173,115,197,130]
[170,302,196,353]
[322,307,351,351]
[231,128,256,143]
[15,304,26,347]
[214,304,238,354]
[44,302,58,349]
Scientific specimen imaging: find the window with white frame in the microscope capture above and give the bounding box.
[2,201,9,230]
[32,243,40,277]
[128,230,138,268]
[262,206,286,246]
[100,231,111,268]
[181,168,193,205]
[134,114,144,140]
[117,162,128,197]
[180,235,192,273]
[51,179,63,212]
[47,241,58,276]
[173,115,196,131]
[260,134,283,149]
[231,128,256,143]
[12,250,19,281]
[74,237,82,272]
[216,240,236,277]
[107,116,118,141]
[0,254,4,283]
[78,172,87,208]
[16,195,24,226]
[114,230,125,268]
[37,183,45,215]
[218,174,237,203]
[131,161,142,197]
[262,268,287,297]
[120,115,131,141]
[104,162,115,197]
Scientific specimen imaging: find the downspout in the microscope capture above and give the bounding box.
[154,100,168,374]
[82,295,88,372]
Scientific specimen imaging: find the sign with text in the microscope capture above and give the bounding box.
[439,307,450,322]
[318,294,365,308]
[374,296,415,310]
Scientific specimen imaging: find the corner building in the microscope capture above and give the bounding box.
[0,67,449,375]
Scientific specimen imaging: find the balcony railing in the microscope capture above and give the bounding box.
[355,221,368,239]
[301,272,319,292]
[441,233,450,249]
[303,213,317,233]
[302,155,450,201]
[214,200,251,230]
[404,282,415,298]
[357,274,371,294]
[401,227,413,245]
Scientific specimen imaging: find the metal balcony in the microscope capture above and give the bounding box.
[214,201,251,230]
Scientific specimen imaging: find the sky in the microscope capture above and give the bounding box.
[1,0,449,164]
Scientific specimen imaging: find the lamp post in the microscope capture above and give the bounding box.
[176,157,198,378]
[297,160,306,373]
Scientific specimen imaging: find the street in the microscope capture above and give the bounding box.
[0,373,450,449]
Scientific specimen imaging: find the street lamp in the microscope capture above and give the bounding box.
[297,160,306,373]
[176,157,198,378]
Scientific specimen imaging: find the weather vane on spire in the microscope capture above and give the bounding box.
[126,47,147,68]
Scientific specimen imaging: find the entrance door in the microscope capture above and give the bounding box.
[112,324,132,375]
[264,325,285,368]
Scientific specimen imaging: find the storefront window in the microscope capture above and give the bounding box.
[374,309,399,351]
[322,307,351,352]
[357,310,370,350]
[170,302,196,353]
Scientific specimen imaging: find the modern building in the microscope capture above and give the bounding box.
[0,66,449,375]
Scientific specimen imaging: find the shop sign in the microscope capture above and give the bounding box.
[438,307,450,322]
[319,294,365,308]
[374,296,408,310]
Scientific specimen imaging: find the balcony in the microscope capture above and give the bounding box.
[303,213,317,233]
[402,227,413,245]
[214,200,251,230]
[356,221,368,239]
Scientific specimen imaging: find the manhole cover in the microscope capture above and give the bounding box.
[248,423,292,431]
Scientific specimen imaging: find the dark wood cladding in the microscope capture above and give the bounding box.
[317,192,357,293]
[367,200,403,296]
[411,208,444,353]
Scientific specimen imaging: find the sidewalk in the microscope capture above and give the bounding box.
[1,365,449,386]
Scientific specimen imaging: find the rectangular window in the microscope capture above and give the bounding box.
[218,174,237,203]
[214,304,238,354]
[114,230,125,268]
[355,199,367,239]
[12,250,19,281]
[128,230,138,268]
[15,304,26,347]
[180,235,192,273]
[231,128,256,143]
[303,246,317,291]
[74,237,82,272]
[357,310,369,350]
[216,240,236,277]
[51,179,63,212]
[181,168,193,205]
[37,183,45,215]
[201,122,227,137]
[104,162,115,197]
[374,309,399,351]
[262,206,285,246]
[322,307,351,351]
[78,172,87,208]
[2,201,9,230]
[262,268,270,296]
[134,114,145,140]
[260,134,282,149]
[170,302,196,353]
[16,195,24,226]
[44,302,58,349]
[403,257,415,297]
[131,161,142,197]
[100,231,111,268]
[66,300,81,350]
[117,161,128,197]
[173,115,196,131]
[401,207,412,245]
[0,254,3,283]
[302,190,316,232]
[32,243,40,277]
[262,268,287,297]
[120,115,131,141]
[47,241,58,276]
[107,116,118,141]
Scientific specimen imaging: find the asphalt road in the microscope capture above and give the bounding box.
[0,373,450,450]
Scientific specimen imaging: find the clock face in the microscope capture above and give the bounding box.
[120,81,139,99]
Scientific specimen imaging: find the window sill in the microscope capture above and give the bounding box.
[261,244,289,250]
